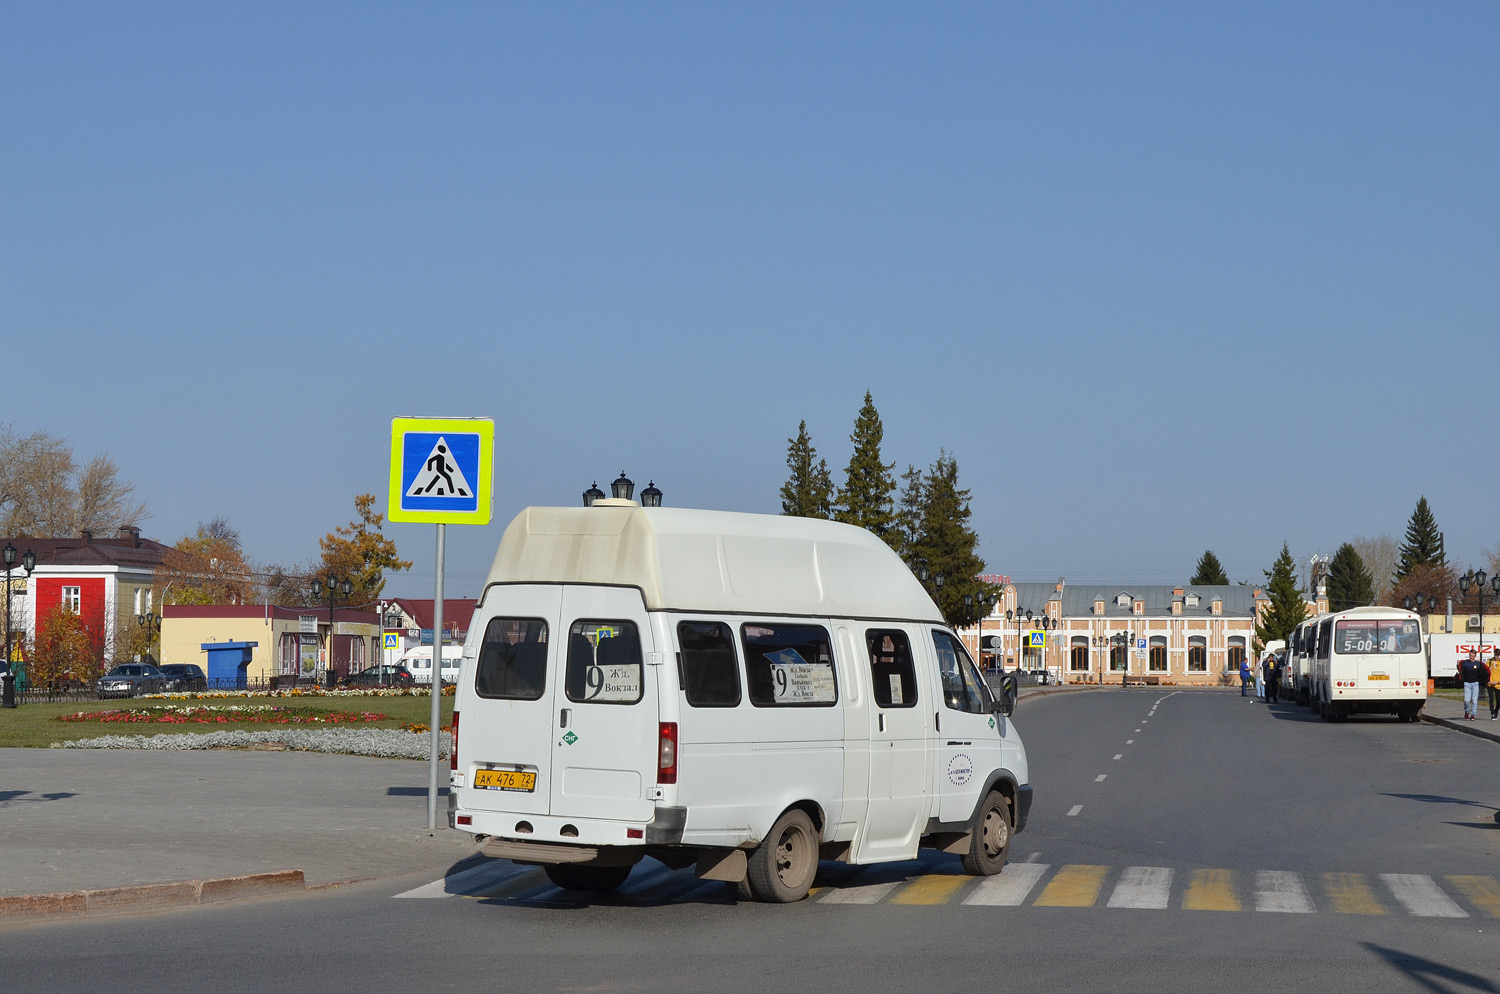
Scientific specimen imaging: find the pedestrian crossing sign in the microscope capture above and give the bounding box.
[388,417,494,524]
[384,632,400,649]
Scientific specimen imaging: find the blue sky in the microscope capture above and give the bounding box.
[5,3,1497,599]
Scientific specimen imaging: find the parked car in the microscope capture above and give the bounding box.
[96,664,169,699]
[340,663,415,688]
[156,664,208,692]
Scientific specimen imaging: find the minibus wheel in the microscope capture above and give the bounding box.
[747,809,818,903]
[961,791,1012,876]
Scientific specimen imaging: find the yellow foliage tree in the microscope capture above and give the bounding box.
[316,495,411,607]
[32,603,98,689]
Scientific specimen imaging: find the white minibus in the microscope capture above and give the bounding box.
[400,645,462,685]
[448,503,1031,903]
[1286,622,1315,705]
[1307,606,1427,722]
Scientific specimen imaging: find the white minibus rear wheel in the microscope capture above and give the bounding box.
[746,809,819,903]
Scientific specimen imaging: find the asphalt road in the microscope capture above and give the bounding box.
[4,688,1497,994]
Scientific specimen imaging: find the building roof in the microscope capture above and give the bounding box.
[387,598,478,631]
[1006,582,1260,619]
[487,505,942,622]
[9,527,170,572]
[163,604,378,624]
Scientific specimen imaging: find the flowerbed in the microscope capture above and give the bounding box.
[138,685,455,701]
[56,704,388,725]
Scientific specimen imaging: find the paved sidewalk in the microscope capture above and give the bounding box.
[0,748,477,919]
[1421,691,1500,743]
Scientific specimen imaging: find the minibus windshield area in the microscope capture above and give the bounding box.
[1333,619,1422,654]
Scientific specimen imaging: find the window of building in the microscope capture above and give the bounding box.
[1070,636,1089,672]
[279,633,299,675]
[1227,636,1245,673]
[1185,593,1200,607]
[1116,593,1131,607]
[1188,635,1207,672]
[677,622,741,707]
[1110,643,1128,672]
[1149,636,1168,672]
[62,586,81,612]
[742,623,837,707]
[866,629,918,708]
[351,636,365,669]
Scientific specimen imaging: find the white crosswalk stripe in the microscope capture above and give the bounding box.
[1254,870,1314,913]
[819,880,905,905]
[961,863,1049,906]
[1107,866,1172,909]
[393,860,525,899]
[1382,874,1468,917]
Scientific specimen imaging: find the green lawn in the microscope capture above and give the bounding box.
[0,692,455,749]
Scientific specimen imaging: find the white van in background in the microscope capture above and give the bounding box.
[1426,632,1499,687]
[400,645,462,685]
[449,502,1031,903]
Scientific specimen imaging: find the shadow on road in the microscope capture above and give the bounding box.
[386,786,449,796]
[1362,942,1499,993]
[0,790,78,807]
[1381,792,1493,810]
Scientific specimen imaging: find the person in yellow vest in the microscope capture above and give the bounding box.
[1488,648,1499,721]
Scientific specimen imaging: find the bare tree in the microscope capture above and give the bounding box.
[0,426,147,537]
[1349,534,1398,604]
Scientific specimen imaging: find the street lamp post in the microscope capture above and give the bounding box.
[3,545,37,708]
[1403,593,1436,635]
[1115,628,1132,689]
[311,575,353,687]
[136,612,162,665]
[1005,608,1032,675]
[1458,570,1500,657]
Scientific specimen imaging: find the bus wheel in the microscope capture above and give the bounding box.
[747,809,818,903]
[961,791,1012,876]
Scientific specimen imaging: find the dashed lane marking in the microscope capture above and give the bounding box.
[1113,754,1122,760]
[1066,805,1083,817]
[1094,775,1107,782]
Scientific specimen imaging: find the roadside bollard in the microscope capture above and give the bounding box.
[2,670,16,708]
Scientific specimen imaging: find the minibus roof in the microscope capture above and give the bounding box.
[485,505,944,622]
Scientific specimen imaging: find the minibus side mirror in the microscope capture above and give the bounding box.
[992,673,1018,717]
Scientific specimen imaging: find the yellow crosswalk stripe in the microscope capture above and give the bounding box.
[1033,864,1108,907]
[1182,869,1240,911]
[1446,876,1500,918]
[1323,873,1386,915]
[889,874,969,905]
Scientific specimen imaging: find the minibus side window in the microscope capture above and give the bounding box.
[865,629,918,708]
[1317,620,1332,661]
[741,623,838,707]
[677,622,741,707]
[565,621,644,704]
[932,630,989,715]
[474,618,549,700]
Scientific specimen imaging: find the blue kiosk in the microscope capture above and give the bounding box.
[201,641,258,690]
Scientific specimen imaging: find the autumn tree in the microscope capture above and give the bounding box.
[316,494,411,606]
[156,517,254,605]
[31,603,98,689]
[1190,550,1229,586]
[0,426,147,537]
[779,421,834,519]
[1255,543,1307,652]
[1325,543,1375,611]
[1388,561,1457,612]
[1394,496,1445,585]
[903,452,994,628]
[833,392,899,551]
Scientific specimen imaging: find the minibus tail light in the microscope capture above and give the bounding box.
[451,711,460,772]
[658,722,678,784]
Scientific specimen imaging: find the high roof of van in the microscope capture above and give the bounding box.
[485,505,943,623]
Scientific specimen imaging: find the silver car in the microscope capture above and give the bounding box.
[96,664,168,699]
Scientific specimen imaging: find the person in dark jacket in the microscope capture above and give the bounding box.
[1458,650,1487,720]
[1239,656,1252,696]
[1262,653,1281,704]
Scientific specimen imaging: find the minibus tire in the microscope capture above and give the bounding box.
[961,791,1012,876]
[746,809,818,903]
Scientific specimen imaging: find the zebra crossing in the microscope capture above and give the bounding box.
[394,857,1500,918]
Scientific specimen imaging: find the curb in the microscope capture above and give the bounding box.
[1421,713,1500,745]
[0,870,306,924]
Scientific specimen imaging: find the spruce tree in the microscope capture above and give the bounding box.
[834,391,898,550]
[892,464,924,561]
[779,420,834,519]
[905,452,991,627]
[1190,550,1229,586]
[1394,496,1445,583]
[1255,542,1308,651]
[1325,543,1375,611]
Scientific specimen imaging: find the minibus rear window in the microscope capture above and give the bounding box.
[741,623,838,707]
[677,622,741,708]
[866,629,918,708]
[565,621,644,704]
[474,618,549,700]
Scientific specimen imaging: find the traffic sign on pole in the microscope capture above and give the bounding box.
[388,417,494,524]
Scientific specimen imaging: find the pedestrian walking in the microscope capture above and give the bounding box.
[1487,649,1499,721]
[1263,652,1281,704]
[1239,655,1252,697]
[1254,655,1265,699]
[1458,650,1486,720]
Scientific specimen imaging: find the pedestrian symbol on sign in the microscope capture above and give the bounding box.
[406,437,472,498]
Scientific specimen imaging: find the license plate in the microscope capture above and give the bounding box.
[1367,674,1388,681]
[474,769,536,792]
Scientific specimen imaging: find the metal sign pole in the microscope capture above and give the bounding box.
[427,523,445,831]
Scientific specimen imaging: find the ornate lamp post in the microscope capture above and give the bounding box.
[3,545,37,708]
[135,612,162,665]
[1458,569,1500,657]
[1114,628,1133,689]
[1005,607,1032,674]
[311,575,353,687]
[1403,592,1436,634]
